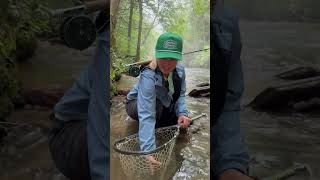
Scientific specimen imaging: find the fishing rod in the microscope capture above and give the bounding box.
[125,48,210,67]
[182,48,210,55]
[123,48,210,77]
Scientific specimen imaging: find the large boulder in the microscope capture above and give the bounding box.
[188,86,210,98]
[249,76,320,112]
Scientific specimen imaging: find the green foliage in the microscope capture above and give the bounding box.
[192,0,209,15]
[184,0,210,67]
[110,48,131,96]
[111,0,210,95]
[0,43,18,119]
[15,0,52,62]
[17,0,52,35]
[0,66,18,100]
[190,45,210,68]
[0,1,20,118]
[0,25,16,64]
[0,0,58,118]
[16,29,38,62]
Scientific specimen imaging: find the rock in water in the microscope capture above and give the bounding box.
[188,125,200,134]
[275,66,320,80]
[188,86,210,98]
[292,98,320,112]
[15,129,43,149]
[196,82,210,87]
[249,76,320,112]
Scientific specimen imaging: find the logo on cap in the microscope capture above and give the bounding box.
[163,40,177,49]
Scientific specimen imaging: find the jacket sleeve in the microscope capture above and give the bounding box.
[87,12,110,180]
[212,111,249,177]
[212,3,249,178]
[53,65,92,121]
[137,70,157,151]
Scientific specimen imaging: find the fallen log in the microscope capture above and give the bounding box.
[249,76,320,111]
[275,66,320,80]
[188,86,210,98]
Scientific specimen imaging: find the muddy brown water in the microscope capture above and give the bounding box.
[0,41,91,180]
[0,39,211,180]
[110,68,211,180]
[240,20,320,180]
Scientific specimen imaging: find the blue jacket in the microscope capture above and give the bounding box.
[127,63,189,151]
[212,1,250,178]
[53,20,110,180]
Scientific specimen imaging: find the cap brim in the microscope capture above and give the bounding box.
[155,51,182,61]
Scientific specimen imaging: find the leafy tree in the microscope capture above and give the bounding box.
[110,0,210,95]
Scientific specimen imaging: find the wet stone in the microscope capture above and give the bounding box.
[188,125,200,134]
[22,168,32,173]
[17,153,23,159]
[51,173,69,180]
[15,129,43,148]
[196,82,210,87]
[24,104,33,110]
[7,145,17,156]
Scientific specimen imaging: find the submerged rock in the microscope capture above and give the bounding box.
[292,98,320,112]
[188,86,210,98]
[275,66,320,80]
[188,125,200,134]
[196,82,210,87]
[15,129,43,149]
[249,76,320,112]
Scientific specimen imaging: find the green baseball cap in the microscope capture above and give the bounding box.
[155,32,183,61]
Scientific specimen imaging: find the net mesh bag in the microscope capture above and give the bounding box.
[113,125,180,178]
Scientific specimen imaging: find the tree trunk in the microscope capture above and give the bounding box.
[141,0,160,45]
[127,0,134,55]
[135,0,143,62]
[141,16,157,45]
[111,0,121,49]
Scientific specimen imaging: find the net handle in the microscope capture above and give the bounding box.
[177,113,207,128]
